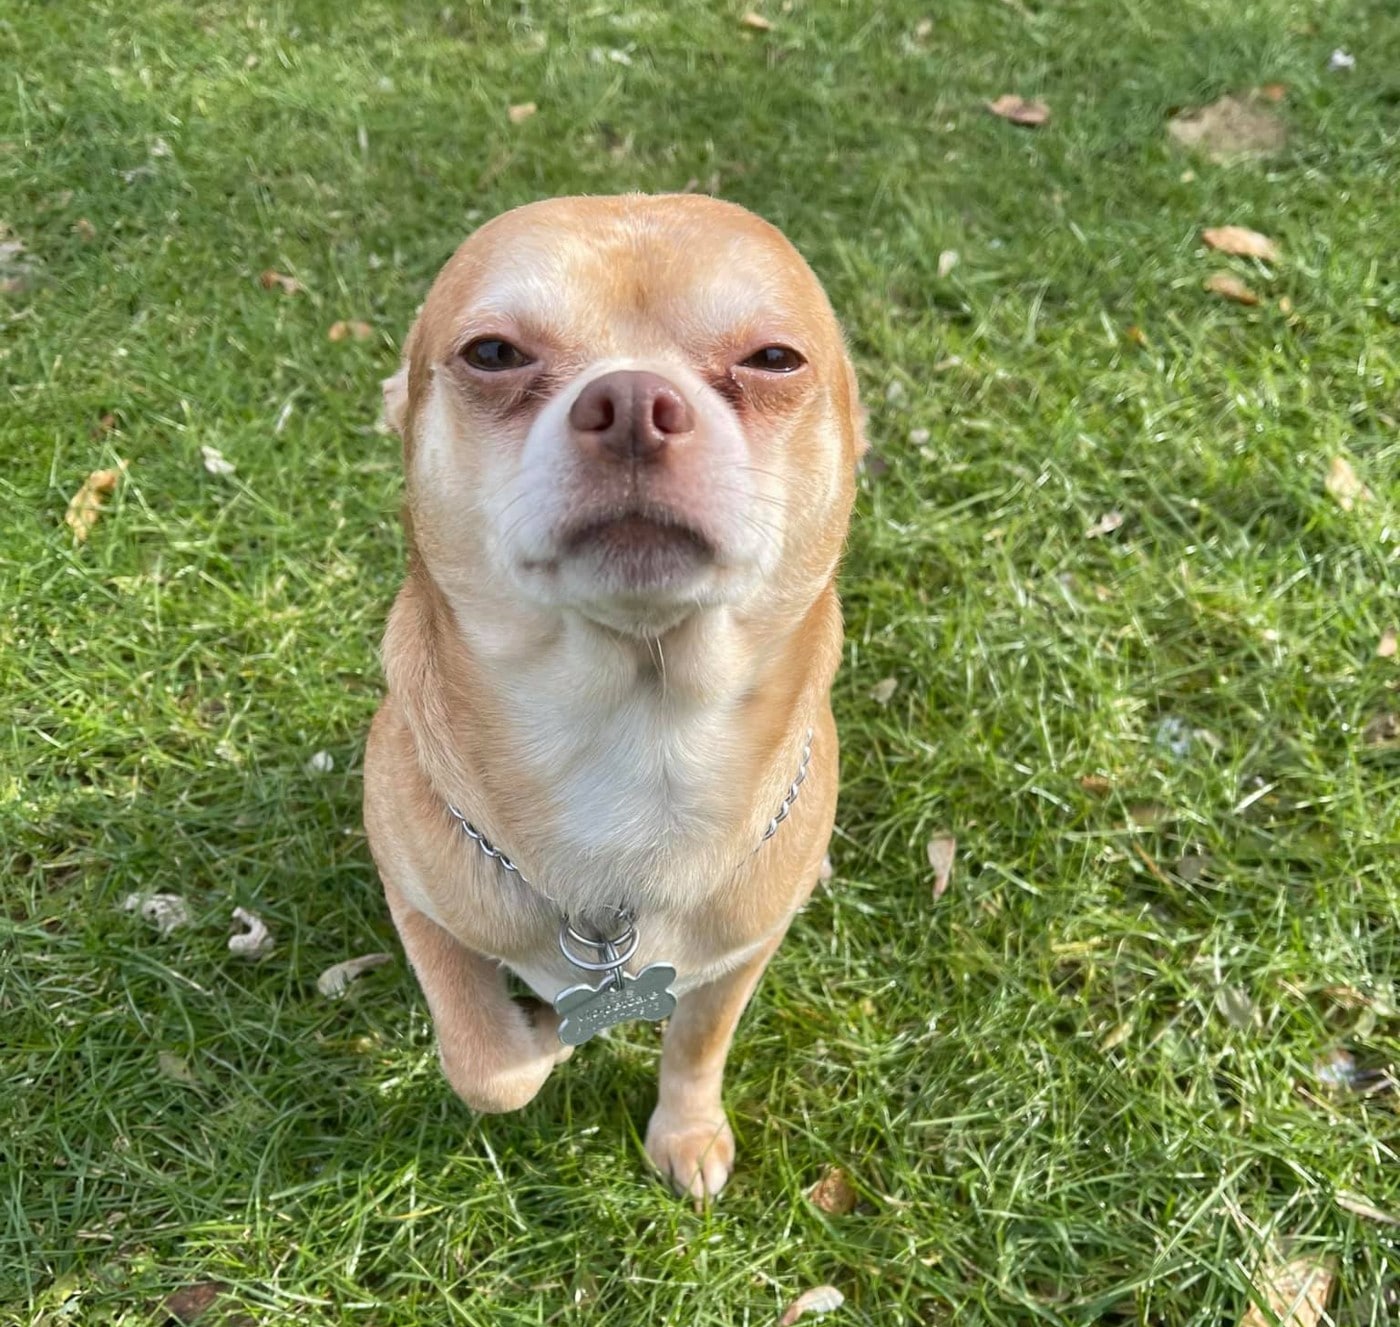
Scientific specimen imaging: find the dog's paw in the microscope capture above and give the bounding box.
[438,1005,571,1114]
[644,1108,735,1204]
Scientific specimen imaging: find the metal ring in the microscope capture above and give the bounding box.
[558,918,640,971]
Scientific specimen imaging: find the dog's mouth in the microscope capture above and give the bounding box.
[557,507,716,589]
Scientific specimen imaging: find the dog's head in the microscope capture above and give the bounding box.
[386,195,861,637]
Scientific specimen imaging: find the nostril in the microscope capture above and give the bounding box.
[650,389,692,436]
[570,383,619,434]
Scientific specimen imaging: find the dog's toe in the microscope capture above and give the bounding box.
[644,1110,735,1203]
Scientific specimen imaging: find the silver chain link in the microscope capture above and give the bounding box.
[444,725,816,944]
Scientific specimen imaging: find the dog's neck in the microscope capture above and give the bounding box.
[386,565,839,915]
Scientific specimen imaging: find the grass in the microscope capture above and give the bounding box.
[3,0,1398,1322]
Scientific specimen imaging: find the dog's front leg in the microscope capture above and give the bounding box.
[644,932,785,1203]
[384,881,572,1114]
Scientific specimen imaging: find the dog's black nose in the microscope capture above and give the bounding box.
[568,370,695,463]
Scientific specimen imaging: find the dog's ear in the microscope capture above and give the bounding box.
[381,364,410,437]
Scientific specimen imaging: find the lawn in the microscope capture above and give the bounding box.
[3,1,1398,1323]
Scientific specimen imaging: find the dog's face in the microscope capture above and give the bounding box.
[387,195,860,635]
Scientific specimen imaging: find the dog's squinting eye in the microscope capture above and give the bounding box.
[460,338,534,372]
[737,345,807,373]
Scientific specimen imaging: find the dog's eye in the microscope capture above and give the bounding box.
[460,338,534,371]
[737,345,807,374]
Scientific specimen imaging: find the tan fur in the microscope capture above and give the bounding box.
[363,194,858,1200]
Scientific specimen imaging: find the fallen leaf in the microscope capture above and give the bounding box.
[1085,510,1124,539]
[164,1283,226,1324]
[1126,803,1173,828]
[1204,272,1259,305]
[229,906,274,959]
[986,94,1050,127]
[1257,82,1289,102]
[317,953,393,998]
[779,1286,845,1325]
[1099,1020,1133,1052]
[1240,1255,1334,1327]
[869,677,898,705]
[73,217,97,242]
[926,834,957,901]
[157,1050,196,1083]
[328,319,373,342]
[0,226,41,294]
[1124,324,1148,347]
[1202,225,1279,261]
[1362,712,1400,747]
[1216,984,1255,1029]
[507,101,537,124]
[259,269,305,295]
[65,463,126,542]
[741,12,774,31]
[122,892,191,935]
[90,412,117,438]
[200,445,236,477]
[807,1165,858,1216]
[1378,628,1397,659]
[1079,775,1112,797]
[1166,93,1287,161]
[937,249,958,278]
[1325,456,1373,511]
[1335,1192,1400,1225]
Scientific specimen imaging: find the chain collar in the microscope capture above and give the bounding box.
[444,728,814,975]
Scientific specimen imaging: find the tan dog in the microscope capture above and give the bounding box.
[363,194,860,1200]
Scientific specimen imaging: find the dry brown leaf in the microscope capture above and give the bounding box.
[157,1050,197,1083]
[317,952,393,998]
[229,906,274,959]
[64,462,126,542]
[986,94,1050,127]
[869,677,898,705]
[507,101,537,124]
[328,319,373,342]
[1085,510,1124,539]
[1240,1255,1334,1327]
[1079,774,1113,797]
[1202,225,1279,261]
[1325,455,1373,511]
[1204,272,1259,305]
[927,834,957,901]
[1126,803,1173,828]
[807,1165,858,1215]
[779,1285,844,1325]
[1167,93,1287,161]
[73,217,97,242]
[259,269,305,295]
[164,1283,226,1324]
[1378,627,1398,659]
[741,11,774,31]
[1363,712,1400,747]
[1335,1191,1400,1225]
[1258,82,1288,102]
[91,412,117,438]
[1124,324,1148,347]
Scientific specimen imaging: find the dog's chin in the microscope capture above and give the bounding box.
[519,513,728,635]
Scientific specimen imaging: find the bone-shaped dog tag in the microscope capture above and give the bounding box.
[553,962,678,1046]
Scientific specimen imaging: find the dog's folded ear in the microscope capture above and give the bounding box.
[381,364,410,437]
